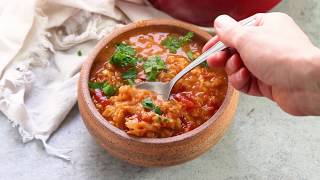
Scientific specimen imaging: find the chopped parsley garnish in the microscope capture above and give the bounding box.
[153,106,163,115]
[102,83,117,97]
[88,81,117,97]
[126,79,135,86]
[143,56,166,81]
[180,32,194,44]
[187,51,194,60]
[186,50,208,67]
[161,36,181,53]
[141,98,163,115]
[142,98,154,109]
[202,61,209,68]
[77,50,82,56]
[121,68,137,85]
[157,116,170,123]
[88,82,103,89]
[161,32,194,53]
[110,43,138,67]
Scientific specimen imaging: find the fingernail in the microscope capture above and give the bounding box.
[214,15,236,30]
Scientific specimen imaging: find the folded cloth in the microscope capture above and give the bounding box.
[0,0,172,160]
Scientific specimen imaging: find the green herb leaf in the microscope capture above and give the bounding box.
[143,56,165,81]
[161,36,181,53]
[88,81,103,89]
[202,61,209,68]
[153,106,163,115]
[121,68,137,85]
[162,118,169,122]
[142,98,154,110]
[88,81,117,97]
[187,51,194,60]
[102,83,117,97]
[126,79,135,86]
[116,43,135,56]
[161,32,194,53]
[110,43,137,67]
[180,32,194,44]
[141,98,163,115]
[157,116,169,123]
[77,50,82,56]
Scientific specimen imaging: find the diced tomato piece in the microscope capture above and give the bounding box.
[180,117,197,132]
[173,92,197,108]
[93,89,110,106]
[202,73,214,79]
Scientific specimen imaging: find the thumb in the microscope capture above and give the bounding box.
[214,15,245,49]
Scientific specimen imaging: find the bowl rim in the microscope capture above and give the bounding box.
[79,19,234,144]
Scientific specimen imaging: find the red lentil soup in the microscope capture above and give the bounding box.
[89,29,228,138]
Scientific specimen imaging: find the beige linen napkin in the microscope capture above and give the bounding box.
[0,0,171,160]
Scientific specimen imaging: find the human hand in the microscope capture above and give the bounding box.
[203,13,320,115]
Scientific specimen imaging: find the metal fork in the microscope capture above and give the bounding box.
[136,18,256,100]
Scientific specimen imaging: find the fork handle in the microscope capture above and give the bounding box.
[168,18,257,91]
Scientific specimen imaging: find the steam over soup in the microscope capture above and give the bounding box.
[89,30,228,138]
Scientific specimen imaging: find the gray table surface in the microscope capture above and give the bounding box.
[1,0,320,179]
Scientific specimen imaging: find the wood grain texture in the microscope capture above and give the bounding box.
[78,19,239,167]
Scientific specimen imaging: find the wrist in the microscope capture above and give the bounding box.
[296,46,320,91]
[290,46,320,115]
[309,47,320,91]
[304,47,320,115]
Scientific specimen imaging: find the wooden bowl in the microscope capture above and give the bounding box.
[78,19,239,167]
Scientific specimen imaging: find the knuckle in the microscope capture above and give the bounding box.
[273,12,292,20]
[253,13,265,25]
[232,29,248,48]
[255,13,264,17]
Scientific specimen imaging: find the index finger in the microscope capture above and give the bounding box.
[202,13,263,53]
[202,35,219,52]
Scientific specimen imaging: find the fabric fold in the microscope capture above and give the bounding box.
[0,0,37,76]
[0,0,175,160]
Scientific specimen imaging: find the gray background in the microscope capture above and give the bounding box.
[1,0,320,179]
